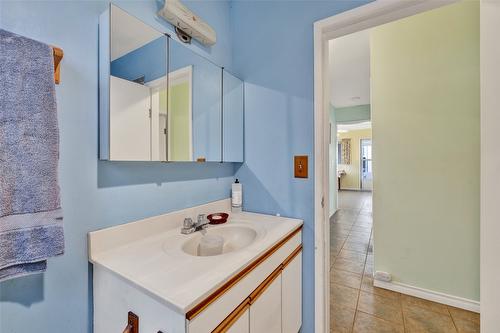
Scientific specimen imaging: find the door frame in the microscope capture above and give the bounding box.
[313,1,459,331]
[479,1,500,331]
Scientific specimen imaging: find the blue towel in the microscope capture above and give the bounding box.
[0,29,64,282]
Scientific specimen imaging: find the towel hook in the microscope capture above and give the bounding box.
[51,46,63,84]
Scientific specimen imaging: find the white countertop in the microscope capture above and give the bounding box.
[89,204,302,315]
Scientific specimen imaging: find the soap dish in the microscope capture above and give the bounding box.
[207,213,229,225]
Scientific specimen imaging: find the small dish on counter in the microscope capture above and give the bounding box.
[207,212,229,224]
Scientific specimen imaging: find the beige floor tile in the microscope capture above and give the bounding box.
[347,235,370,244]
[334,217,356,225]
[359,210,372,216]
[404,305,457,333]
[332,269,362,289]
[331,303,356,331]
[453,317,480,333]
[357,291,403,324]
[353,222,372,229]
[338,249,367,264]
[334,258,366,274]
[334,221,355,229]
[354,219,373,230]
[353,311,404,333]
[338,192,368,210]
[360,276,400,301]
[364,263,373,276]
[330,256,337,269]
[349,230,372,239]
[331,229,351,238]
[343,241,369,253]
[448,307,480,325]
[356,215,373,223]
[332,224,353,234]
[331,236,347,248]
[336,209,360,219]
[351,225,372,233]
[330,243,344,257]
[331,283,360,310]
[401,294,450,315]
[347,239,369,247]
[331,327,351,333]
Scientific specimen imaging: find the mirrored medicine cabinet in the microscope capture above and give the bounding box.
[99,4,244,162]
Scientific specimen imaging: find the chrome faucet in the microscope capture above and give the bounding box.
[181,214,209,234]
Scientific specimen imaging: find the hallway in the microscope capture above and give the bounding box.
[330,191,480,332]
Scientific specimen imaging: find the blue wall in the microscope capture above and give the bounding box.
[0,1,235,332]
[0,0,372,332]
[229,1,370,331]
[111,36,167,83]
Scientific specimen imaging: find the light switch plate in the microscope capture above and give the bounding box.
[294,155,308,178]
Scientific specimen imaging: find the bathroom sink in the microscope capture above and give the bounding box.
[182,225,258,257]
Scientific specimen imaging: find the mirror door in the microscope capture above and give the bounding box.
[108,4,167,161]
[100,4,243,163]
[223,70,244,162]
[169,39,222,162]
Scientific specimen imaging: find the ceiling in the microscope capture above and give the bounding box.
[337,121,371,133]
[111,6,163,61]
[329,29,370,108]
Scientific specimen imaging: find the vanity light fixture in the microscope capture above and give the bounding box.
[158,0,217,46]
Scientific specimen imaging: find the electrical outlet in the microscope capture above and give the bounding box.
[294,155,308,178]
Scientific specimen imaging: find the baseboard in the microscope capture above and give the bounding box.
[373,279,480,313]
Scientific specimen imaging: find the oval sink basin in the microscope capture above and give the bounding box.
[182,225,258,257]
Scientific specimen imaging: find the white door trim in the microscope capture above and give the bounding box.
[480,1,500,331]
[313,1,458,332]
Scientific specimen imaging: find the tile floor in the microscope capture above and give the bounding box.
[330,190,480,333]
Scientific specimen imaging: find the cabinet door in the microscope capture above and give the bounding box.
[226,308,249,333]
[282,252,302,333]
[249,275,282,333]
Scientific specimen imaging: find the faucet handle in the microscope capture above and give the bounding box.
[197,214,208,226]
[183,217,194,228]
[181,217,195,235]
[196,214,208,228]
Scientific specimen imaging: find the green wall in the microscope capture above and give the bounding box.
[334,104,371,123]
[160,82,191,161]
[371,1,479,301]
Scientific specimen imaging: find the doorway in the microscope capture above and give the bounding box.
[314,1,487,332]
[360,139,372,191]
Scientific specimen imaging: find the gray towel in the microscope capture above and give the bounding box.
[0,29,64,282]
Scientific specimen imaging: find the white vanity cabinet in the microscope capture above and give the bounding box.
[249,273,282,333]
[187,229,302,333]
[226,307,250,333]
[282,253,302,333]
[89,203,303,333]
[204,248,302,333]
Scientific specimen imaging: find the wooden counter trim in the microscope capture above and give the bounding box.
[282,245,302,269]
[186,225,302,320]
[212,298,250,333]
[248,265,282,304]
